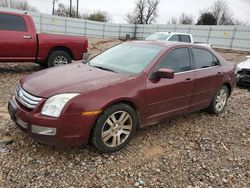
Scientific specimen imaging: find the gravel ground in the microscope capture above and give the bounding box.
[0,39,250,188]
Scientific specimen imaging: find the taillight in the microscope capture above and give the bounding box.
[84,40,88,49]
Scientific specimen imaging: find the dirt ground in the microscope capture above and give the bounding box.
[0,39,249,188]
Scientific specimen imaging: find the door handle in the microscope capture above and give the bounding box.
[185,78,193,83]
[23,35,32,39]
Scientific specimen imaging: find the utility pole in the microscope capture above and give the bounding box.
[52,0,56,15]
[76,0,79,18]
[69,0,72,17]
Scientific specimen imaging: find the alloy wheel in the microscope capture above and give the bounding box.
[101,111,133,147]
[54,56,68,66]
[215,88,227,111]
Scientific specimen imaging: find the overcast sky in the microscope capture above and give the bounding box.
[28,0,250,24]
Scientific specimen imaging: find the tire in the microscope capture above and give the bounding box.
[91,103,137,153]
[47,50,72,67]
[209,85,229,114]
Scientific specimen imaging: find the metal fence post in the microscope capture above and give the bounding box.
[141,25,145,40]
[65,18,67,35]
[84,21,87,36]
[118,24,121,39]
[156,24,159,32]
[103,23,105,39]
[40,14,43,33]
[230,27,237,49]
[206,26,212,44]
[134,24,137,39]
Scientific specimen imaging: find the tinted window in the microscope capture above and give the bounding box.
[179,35,191,43]
[0,14,27,31]
[192,48,220,69]
[168,35,179,42]
[158,48,191,73]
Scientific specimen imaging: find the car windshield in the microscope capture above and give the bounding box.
[89,43,163,74]
[145,33,170,41]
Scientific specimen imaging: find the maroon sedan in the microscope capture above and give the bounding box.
[8,41,236,153]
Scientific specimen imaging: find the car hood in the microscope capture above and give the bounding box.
[237,56,250,70]
[20,63,129,98]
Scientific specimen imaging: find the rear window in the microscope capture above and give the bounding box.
[168,35,179,42]
[0,14,27,31]
[179,35,191,43]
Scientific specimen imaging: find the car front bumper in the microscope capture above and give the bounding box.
[237,69,250,86]
[8,96,97,147]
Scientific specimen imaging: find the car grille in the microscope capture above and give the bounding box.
[242,69,250,76]
[15,85,42,109]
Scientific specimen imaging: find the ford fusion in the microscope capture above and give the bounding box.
[8,41,236,153]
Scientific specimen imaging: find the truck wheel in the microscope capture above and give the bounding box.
[91,103,137,153]
[209,85,229,114]
[48,51,72,67]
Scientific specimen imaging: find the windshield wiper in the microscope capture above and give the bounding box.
[92,65,116,73]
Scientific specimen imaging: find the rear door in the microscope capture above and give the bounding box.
[146,47,195,124]
[190,47,224,111]
[0,13,36,62]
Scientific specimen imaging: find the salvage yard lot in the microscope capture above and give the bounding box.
[0,39,249,187]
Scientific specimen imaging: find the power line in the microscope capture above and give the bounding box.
[227,1,250,17]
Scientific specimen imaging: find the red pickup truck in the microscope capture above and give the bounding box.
[0,11,88,67]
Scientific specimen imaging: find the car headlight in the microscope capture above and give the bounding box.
[235,65,241,75]
[41,93,79,118]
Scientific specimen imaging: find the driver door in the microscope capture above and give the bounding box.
[145,47,195,124]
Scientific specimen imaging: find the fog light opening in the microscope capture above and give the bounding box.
[31,125,57,136]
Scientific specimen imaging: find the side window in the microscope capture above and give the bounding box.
[168,35,179,42]
[179,35,191,43]
[0,14,27,31]
[158,48,191,73]
[192,48,220,69]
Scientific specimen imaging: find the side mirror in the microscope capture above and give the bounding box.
[82,53,91,64]
[157,68,174,79]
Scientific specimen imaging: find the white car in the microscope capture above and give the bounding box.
[145,32,211,47]
[237,56,250,86]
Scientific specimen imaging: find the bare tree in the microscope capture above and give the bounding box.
[0,0,38,12]
[211,0,234,25]
[179,12,194,25]
[126,0,160,24]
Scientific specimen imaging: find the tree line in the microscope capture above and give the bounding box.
[0,0,247,25]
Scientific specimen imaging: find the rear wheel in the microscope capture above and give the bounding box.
[91,103,137,153]
[47,50,72,67]
[209,85,229,114]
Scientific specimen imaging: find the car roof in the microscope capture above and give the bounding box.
[151,32,191,36]
[0,11,27,16]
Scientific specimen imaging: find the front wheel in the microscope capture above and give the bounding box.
[47,50,72,67]
[209,85,229,114]
[91,103,137,153]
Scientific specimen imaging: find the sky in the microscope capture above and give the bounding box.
[28,0,250,24]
